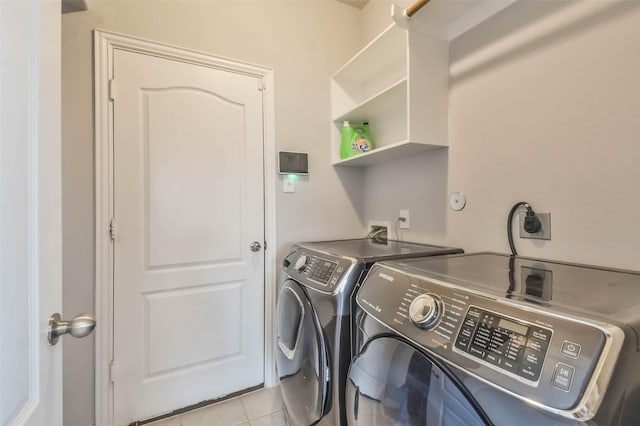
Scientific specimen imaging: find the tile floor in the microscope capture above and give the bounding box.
[149,387,287,426]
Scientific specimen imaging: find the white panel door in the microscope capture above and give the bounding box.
[0,1,62,425]
[112,49,265,424]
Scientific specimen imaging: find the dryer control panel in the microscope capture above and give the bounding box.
[282,248,356,294]
[355,263,624,421]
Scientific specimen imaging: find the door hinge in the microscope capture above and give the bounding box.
[109,218,117,240]
[109,360,116,382]
[109,79,117,100]
[264,241,267,250]
[258,79,265,91]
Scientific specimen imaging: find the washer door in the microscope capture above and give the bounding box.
[346,337,490,426]
[276,280,328,425]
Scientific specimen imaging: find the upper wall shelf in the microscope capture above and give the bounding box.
[330,23,449,166]
[330,0,519,167]
[391,0,519,42]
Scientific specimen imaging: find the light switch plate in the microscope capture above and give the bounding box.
[283,177,295,193]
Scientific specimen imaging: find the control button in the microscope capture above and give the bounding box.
[469,346,486,359]
[467,307,482,319]
[552,363,575,392]
[523,349,541,366]
[488,342,504,356]
[477,326,491,337]
[409,294,443,330]
[502,359,519,373]
[460,326,474,339]
[294,255,308,272]
[561,341,581,359]
[463,317,478,328]
[491,331,507,344]
[519,364,541,381]
[520,349,543,380]
[485,353,502,366]
[528,338,548,353]
[472,335,490,350]
[455,336,470,351]
[530,327,552,343]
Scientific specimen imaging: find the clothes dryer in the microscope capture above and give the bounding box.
[347,253,640,425]
[275,238,463,425]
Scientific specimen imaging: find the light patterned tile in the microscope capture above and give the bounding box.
[181,398,248,426]
[250,410,287,426]
[241,387,284,420]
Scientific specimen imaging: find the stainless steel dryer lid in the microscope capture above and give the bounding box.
[384,252,640,326]
[295,238,462,263]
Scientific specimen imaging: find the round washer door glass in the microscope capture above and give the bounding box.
[347,337,488,425]
[276,280,328,425]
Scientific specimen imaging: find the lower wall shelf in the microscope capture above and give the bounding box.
[332,140,446,167]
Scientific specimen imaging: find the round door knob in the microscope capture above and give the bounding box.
[409,294,442,329]
[250,241,262,252]
[294,255,308,272]
[48,313,96,346]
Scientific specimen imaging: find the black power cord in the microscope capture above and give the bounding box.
[507,201,541,256]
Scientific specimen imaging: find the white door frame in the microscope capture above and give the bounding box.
[93,29,277,426]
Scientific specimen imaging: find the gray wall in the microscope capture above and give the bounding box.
[62,2,365,425]
[360,0,640,271]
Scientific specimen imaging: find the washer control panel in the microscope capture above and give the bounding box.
[283,248,355,293]
[356,264,620,418]
[455,306,552,383]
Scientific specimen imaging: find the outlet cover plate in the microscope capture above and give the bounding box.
[399,210,410,229]
[519,212,551,240]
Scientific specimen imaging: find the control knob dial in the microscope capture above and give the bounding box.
[409,294,443,329]
[294,255,308,272]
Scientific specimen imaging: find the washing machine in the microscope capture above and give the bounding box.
[275,238,463,426]
[347,252,640,425]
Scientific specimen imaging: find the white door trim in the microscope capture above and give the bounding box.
[93,29,277,426]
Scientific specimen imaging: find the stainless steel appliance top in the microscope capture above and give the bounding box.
[295,238,462,263]
[386,252,640,325]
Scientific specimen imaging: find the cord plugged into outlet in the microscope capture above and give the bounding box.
[507,201,551,256]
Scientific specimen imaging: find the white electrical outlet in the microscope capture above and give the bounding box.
[399,209,410,229]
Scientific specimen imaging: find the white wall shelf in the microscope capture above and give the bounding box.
[391,0,519,42]
[330,0,519,167]
[330,23,449,166]
[332,140,444,167]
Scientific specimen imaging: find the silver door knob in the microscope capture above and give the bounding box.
[250,241,262,252]
[48,313,96,346]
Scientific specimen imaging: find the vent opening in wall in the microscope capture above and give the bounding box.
[368,221,390,244]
